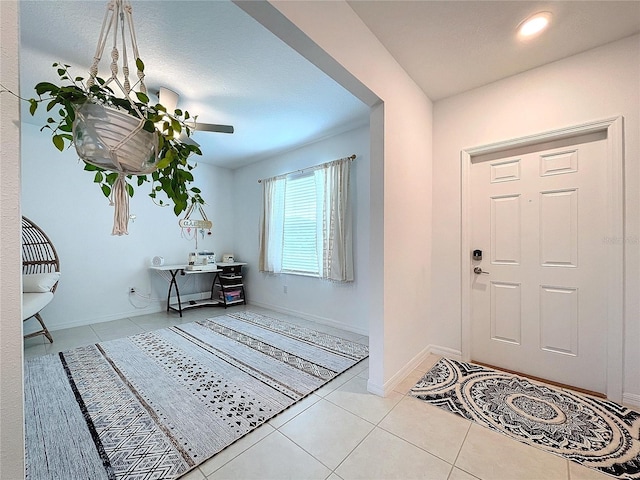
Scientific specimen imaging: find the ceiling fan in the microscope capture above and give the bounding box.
[157,87,234,136]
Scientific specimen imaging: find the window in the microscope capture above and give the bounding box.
[259,157,354,282]
[282,173,320,275]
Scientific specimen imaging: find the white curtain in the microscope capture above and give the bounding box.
[259,157,354,281]
[258,176,285,273]
[318,158,354,282]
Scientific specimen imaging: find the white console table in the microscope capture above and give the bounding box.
[150,262,247,317]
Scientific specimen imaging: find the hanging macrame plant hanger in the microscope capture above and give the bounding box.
[73,0,159,235]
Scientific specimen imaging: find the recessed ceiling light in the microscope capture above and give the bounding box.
[518,12,552,38]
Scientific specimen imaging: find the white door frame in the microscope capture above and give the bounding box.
[460,116,624,402]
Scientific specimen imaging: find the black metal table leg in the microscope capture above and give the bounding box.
[167,268,184,317]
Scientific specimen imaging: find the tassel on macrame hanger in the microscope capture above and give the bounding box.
[79,0,155,236]
[110,172,130,235]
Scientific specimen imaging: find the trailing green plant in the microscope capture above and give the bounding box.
[28,61,204,216]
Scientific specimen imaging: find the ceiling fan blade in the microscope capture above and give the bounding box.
[158,87,235,135]
[192,123,234,134]
[178,130,200,147]
[158,87,179,113]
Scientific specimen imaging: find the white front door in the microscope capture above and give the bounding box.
[470,132,608,394]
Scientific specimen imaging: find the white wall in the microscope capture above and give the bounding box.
[242,0,434,395]
[431,35,640,403]
[0,1,25,478]
[232,124,370,334]
[21,122,236,331]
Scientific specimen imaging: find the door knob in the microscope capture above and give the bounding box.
[473,267,489,275]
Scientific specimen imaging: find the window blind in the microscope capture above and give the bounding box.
[281,174,319,275]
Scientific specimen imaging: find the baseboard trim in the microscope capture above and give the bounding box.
[377,345,431,396]
[49,303,165,331]
[622,392,640,408]
[366,379,385,397]
[48,297,369,336]
[427,344,462,361]
[51,291,217,331]
[248,300,368,336]
[366,344,461,397]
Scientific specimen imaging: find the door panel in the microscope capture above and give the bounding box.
[470,136,607,394]
[491,195,521,264]
[539,189,578,267]
[539,285,578,356]
[491,159,521,183]
[540,150,578,176]
[490,282,521,344]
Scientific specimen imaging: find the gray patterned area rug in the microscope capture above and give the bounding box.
[25,311,368,479]
[411,358,640,480]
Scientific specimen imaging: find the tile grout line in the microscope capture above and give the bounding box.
[375,383,475,472]
[273,386,379,472]
[449,421,474,478]
[325,423,379,478]
[271,365,389,476]
[322,383,475,480]
[201,424,279,478]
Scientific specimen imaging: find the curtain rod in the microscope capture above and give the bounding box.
[257,154,356,183]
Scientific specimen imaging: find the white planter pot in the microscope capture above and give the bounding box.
[73,102,159,175]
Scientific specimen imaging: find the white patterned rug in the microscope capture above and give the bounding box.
[24,312,368,479]
[411,358,640,480]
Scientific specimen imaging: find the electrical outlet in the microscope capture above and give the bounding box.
[129,287,136,294]
[283,285,288,294]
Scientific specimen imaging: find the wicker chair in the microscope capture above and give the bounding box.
[22,216,60,343]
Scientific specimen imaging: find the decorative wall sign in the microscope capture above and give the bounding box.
[179,204,212,248]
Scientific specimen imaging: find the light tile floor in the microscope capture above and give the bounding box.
[24,305,612,480]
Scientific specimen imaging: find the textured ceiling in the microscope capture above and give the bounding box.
[19,1,640,169]
[19,0,369,169]
[348,1,640,101]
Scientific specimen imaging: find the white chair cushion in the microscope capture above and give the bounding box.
[23,272,60,293]
[22,292,54,320]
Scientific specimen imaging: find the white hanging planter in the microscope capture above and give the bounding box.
[24,0,205,237]
[73,102,159,175]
